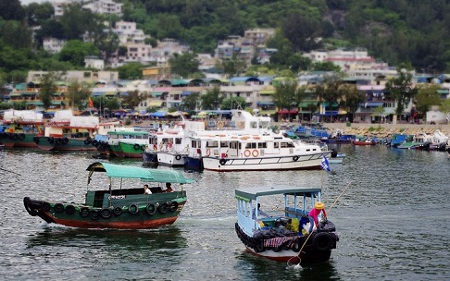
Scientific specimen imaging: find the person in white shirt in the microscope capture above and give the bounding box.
[144,184,152,194]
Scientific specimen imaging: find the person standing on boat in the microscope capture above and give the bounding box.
[164,183,173,192]
[253,203,270,219]
[144,184,152,194]
[309,201,327,226]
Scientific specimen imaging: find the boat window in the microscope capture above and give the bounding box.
[245,142,257,149]
[220,142,229,147]
[206,141,219,148]
[175,138,182,144]
[280,142,288,148]
[287,142,294,148]
[274,142,279,148]
[250,121,257,129]
[258,142,266,148]
[191,140,197,148]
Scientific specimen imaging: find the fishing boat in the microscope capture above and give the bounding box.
[352,137,377,146]
[107,130,149,158]
[23,162,194,229]
[234,185,338,264]
[35,110,99,151]
[0,110,44,148]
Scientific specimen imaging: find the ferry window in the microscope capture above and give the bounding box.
[306,149,310,151]
[258,142,266,148]
[250,121,257,129]
[191,140,197,148]
[274,142,279,148]
[175,138,182,144]
[220,142,229,147]
[280,142,288,148]
[287,142,294,148]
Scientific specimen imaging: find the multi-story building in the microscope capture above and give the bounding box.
[27,71,118,84]
[83,0,123,16]
[43,37,66,54]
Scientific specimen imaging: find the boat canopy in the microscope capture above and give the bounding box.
[86,162,195,184]
[235,185,321,201]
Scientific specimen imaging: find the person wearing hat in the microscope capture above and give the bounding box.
[309,201,327,226]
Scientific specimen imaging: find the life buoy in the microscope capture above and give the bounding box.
[293,156,299,162]
[313,232,333,252]
[158,202,168,214]
[206,148,211,156]
[100,208,112,219]
[252,150,259,157]
[244,150,251,157]
[133,143,140,150]
[89,209,100,220]
[254,241,265,252]
[219,159,227,165]
[54,203,64,213]
[175,154,181,160]
[291,239,301,252]
[169,201,178,212]
[65,204,76,215]
[146,203,157,215]
[80,207,90,217]
[113,206,122,216]
[128,204,139,214]
[238,121,245,129]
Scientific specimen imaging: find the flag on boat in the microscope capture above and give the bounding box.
[321,156,331,172]
[88,97,94,107]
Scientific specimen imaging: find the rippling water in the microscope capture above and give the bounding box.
[0,146,449,280]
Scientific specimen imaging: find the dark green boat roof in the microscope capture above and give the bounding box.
[235,185,321,200]
[87,162,195,184]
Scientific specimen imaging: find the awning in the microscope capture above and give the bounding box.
[257,101,274,106]
[359,102,384,107]
[149,111,167,117]
[319,111,338,116]
[151,92,163,97]
[278,109,298,114]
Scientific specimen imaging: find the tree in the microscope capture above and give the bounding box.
[273,78,301,120]
[372,106,386,123]
[38,73,58,110]
[385,69,418,124]
[67,80,91,110]
[415,85,442,116]
[201,86,223,110]
[0,21,33,49]
[222,54,247,78]
[439,99,450,124]
[121,90,146,110]
[0,0,25,21]
[312,76,343,111]
[24,2,54,27]
[169,53,200,78]
[221,97,246,110]
[341,84,365,122]
[180,92,201,112]
[116,62,144,80]
[59,40,99,67]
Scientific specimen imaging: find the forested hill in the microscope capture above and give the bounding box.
[1,0,450,80]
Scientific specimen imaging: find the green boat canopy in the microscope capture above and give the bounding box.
[86,162,195,184]
[235,185,321,201]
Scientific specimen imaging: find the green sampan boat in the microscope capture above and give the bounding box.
[24,162,194,229]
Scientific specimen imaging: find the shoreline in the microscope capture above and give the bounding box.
[278,122,450,138]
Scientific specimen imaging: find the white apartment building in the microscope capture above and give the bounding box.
[43,37,66,53]
[84,56,105,70]
[27,70,119,83]
[83,0,123,16]
[114,21,148,45]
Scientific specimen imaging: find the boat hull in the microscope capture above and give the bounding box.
[202,153,325,172]
[142,151,159,167]
[35,136,97,151]
[235,222,336,264]
[157,151,186,167]
[24,196,186,229]
[110,141,146,158]
[0,133,38,148]
[184,156,204,171]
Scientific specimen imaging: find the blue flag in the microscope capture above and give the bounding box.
[321,156,331,172]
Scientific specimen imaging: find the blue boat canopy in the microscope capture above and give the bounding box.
[86,162,195,184]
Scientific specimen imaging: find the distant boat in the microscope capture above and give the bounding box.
[0,110,44,148]
[234,185,339,264]
[352,137,377,146]
[23,162,195,229]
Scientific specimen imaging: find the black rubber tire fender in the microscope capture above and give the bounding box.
[146,203,157,215]
[313,232,333,252]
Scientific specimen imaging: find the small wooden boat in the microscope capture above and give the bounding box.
[235,185,338,264]
[352,137,377,145]
[23,162,194,229]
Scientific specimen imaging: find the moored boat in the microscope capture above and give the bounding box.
[352,137,377,145]
[23,162,194,229]
[108,130,149,158]
[0,110,44,148]
[234,185,338,264]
